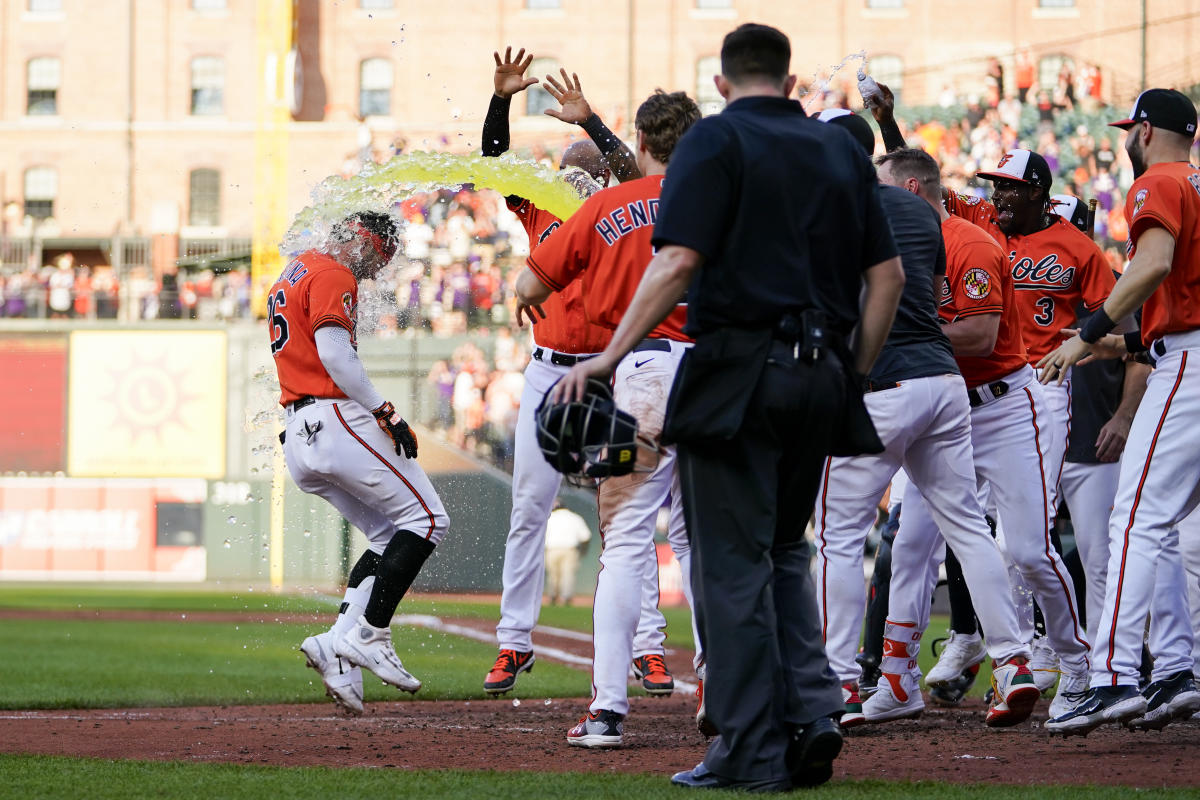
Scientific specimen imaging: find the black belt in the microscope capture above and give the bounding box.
[1153,339,1167,357]
[866,380,900,393]
[292,395,316,411]
[532,348,593,367]
[632,338,672,353]
[968,380,1009,408]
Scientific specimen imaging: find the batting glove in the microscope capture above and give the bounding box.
[371,401,419,459]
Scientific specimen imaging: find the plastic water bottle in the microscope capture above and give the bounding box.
[858,70,881,107]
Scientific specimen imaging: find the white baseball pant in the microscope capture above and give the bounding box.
[1176,506,1200,673]
[496,349,668,655]
[1058,460,1120,646]
[284,398,449,547]
[1039,375,1073,510]
[590,340,700,716]
[815,373,1028,685]
[1090,330,1200,687]
[949,366,1089,672]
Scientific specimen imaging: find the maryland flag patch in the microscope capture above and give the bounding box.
[963,268,992,300]
[1132,188,1149,218]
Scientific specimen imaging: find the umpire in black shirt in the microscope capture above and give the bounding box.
[553,23,903,791]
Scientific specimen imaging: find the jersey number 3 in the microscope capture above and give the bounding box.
[268,289,290,354]
[1033,297,1055,327]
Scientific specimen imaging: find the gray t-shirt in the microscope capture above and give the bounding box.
[868,185,960,385]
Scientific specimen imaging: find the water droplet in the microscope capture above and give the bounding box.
[227,516,237,524]
[511,698,521,707]
[181,614,187,620]
[543,698,552,706]
[303,530,311,538]
[223,539,232,549]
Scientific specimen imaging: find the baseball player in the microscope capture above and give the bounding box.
[810,127,1037,729]
[936,149,1103,700]
[514,89,703,748]
[276,212,450,714]
[826,146,1037,727]
[480,47,675,697]
[1041,89,1200,734]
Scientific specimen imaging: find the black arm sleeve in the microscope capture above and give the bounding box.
[579,113,641,183]
[482,94,512,157]
[878,116,906,153]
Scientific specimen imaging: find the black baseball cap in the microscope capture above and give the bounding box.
[816,108,876,156]
[1110,88,1198,138]
[977,149,1053,190]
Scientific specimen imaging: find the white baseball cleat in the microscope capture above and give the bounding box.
[925,631,986,687]
[1047,667,1089,719]
[334,616,422,693]
[862,672,924,723]
[300,631,364,715]
[1029,635,1061,693]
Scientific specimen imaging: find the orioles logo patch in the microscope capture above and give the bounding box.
[1189,173,1200,199]
[963,268,991,299]
[957,192,983,206]
[1132,188,1149,217]
[342,291,356,320]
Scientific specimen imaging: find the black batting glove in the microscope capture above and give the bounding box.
[371,401,419,459]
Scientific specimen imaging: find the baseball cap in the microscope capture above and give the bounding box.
[1110,88,1198,138]
[977,149,1053,190]
[817,108,875,156]
[1049,194,1089,233]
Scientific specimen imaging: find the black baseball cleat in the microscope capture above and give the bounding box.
[786,715,843,789]
[483,648,534,695]
[1044,685,1147,737]
[856,652,882,699]
[1125,670,1200,731]
[929,663,981,707]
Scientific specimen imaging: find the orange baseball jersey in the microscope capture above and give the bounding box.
[940,216,1029,387]
[1124,162,1200,343]
[525,174,689,342]
[268,251,356,407]
[946,192,1114,360]
[507,197,612,355]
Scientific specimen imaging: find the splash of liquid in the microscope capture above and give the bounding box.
[284,151,586,254]
[800,50,867,111]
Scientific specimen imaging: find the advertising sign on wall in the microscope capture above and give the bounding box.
[0,334,68,473]
[0,478,207,581]
[67,331,227,478]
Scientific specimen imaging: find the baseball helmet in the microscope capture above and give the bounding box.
[535,379,639,480]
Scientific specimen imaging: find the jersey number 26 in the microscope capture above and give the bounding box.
[268,289,290,354]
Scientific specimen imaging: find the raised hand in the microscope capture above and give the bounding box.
[494,46,538,99]
[865,82,896,124]
[542,69,593,124]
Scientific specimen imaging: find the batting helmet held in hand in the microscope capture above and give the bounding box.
[535,379,639,480]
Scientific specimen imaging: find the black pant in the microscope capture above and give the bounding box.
[678,341,844,783]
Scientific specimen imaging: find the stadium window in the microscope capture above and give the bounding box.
[695,56,723,116]
[866,0,903,8]
[27,57,60,116]
[24,167,57,220]
[27,0,61,12]
[525,0,561,8]
[191,0,227,9]
[359,58,393,117]
[189,169,221,227]
[526,57,560,116]
[869,54,904,104]
[1038,54,1069,90]
[359,0,394,8]
[190,56,225,115]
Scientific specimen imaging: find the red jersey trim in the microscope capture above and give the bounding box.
[313,315,353,332]
[953,305,1003,319]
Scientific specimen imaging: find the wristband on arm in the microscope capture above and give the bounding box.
[1079,308,1116,344]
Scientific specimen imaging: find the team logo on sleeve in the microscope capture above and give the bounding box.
[963,268,992,299]
[1189,173,1200,198]
[1132,188,1149,217]
[957,193,983,206]
[342,291,356,320]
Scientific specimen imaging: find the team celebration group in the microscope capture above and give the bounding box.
[267,22,1200,792]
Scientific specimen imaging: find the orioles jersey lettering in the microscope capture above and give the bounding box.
[946,192,1114,360]
[528,174,689,343]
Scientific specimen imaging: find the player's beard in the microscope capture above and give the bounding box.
[1126,133,1147,179]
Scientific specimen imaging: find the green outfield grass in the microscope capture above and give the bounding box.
[1,755,1187,800]
[0,585,985,710]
